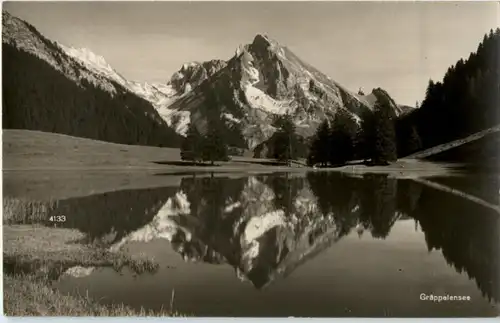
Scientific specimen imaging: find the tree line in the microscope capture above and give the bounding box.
[181,114,308,165]
[396,28,500,159]
[180,120,230,165]
[308,91,403,167]
[2,43,181,147]
[181,91,404,167]
[184,28,499,167]
[164,172,498,301]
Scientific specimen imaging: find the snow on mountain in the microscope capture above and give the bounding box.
[109,191,192,253]
[37,25,406,146]
[2,10,186,148]
[59,45,180,105]
[2,11,119,95]
[162,33,407,149]
[58,44,228,136]
[13,5,405,147]
[59,45,128,86]
[107,176,345,288]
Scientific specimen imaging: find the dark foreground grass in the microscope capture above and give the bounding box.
[3,197,57,224]
[3,225,160,279]
[4,273,181,316]
[3,225,179,316]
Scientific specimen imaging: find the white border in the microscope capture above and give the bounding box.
[1,0,499,321]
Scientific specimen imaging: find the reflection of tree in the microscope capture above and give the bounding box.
[307,172,399,239]
[358,174,398,239]
[306,172,334,217]
[160,172,499,303]
[306,172,499,303]
[306,172,359,236]
[179,175,247,259]
[171,174,343,289]
[396,179,423,216]
[265,173,305,216]
[48,187,179,245]
[411,185,500,303]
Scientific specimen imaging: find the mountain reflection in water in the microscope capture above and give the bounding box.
[47,172,499,305]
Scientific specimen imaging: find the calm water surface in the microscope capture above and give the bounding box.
[11,172,500,316]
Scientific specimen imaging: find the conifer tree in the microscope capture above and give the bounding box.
[202,120,229,165]
[272,114,297,165]
[357,110,375,163]
[396,28,500,164]
[406,126,422,155]
[308,119,330,167]
[372,96,397,165]
[329,110,358,166]
[180,123,203,163]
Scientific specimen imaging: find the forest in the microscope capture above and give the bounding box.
[2,44,181,148]
[397,28,500,159]
[307,28,500,167]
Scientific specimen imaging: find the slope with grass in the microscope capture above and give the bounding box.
[406,124,500,165]
[2,129,305,171]
[3,129,181,170]
[3,129,457,195]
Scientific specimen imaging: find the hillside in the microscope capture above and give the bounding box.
[407,125,500,167]
[396,28,500,158]
[2,130,180,171]
[2,11,181,148]
[2,129,306,172]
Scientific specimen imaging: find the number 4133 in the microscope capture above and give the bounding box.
[49,215,66,222]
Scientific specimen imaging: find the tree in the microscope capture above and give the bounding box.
[371,95,397,165]
[398,29,500,165]
[329,110,358,166]
[358,174,398,239]
[308,119,330,167]
[357,110,375,162]
[406,126,422,155]
[180,123,203,163]
[2,42,181,148]
[272,114,297,165]
[202,120,229,165]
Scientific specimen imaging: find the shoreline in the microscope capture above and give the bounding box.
[2,224,182,316]
[2,159,471,202]
[3,158,460,175]
[3,129,466,178]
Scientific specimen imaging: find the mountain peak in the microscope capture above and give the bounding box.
[252,33,276,45]
[60,45,113,72]
[2,10,12,19]
[2,10,30,42]
[250,33,281,53]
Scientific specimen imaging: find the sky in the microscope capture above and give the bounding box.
[4,1,499,106]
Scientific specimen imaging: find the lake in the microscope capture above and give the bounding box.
[5,171,500,317]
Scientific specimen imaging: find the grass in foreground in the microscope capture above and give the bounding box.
[3,225,160,279]
[3,224,176,316]
[3,197,57,224]
[4,273,181,316]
